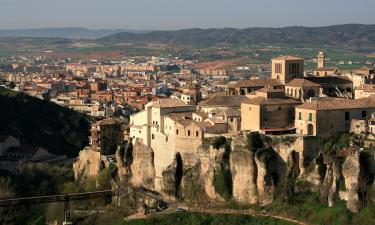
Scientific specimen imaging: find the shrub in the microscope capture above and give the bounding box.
[213,166,232,201]
[212,136,227,149]
[246,132,264,152]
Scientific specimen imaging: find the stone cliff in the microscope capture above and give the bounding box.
[130,139,155,190]
[74,132,375,214]
[73,147,102,180]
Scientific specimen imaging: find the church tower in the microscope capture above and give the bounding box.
[317,51,325,68]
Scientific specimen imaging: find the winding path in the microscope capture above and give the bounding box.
[125,207,310,225]
[188,208,309,225]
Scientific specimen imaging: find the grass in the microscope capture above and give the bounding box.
[123,213,295,225]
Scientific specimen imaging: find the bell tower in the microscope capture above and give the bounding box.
[317,51,325,68]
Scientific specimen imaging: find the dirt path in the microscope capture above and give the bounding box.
[188,208,309,225]
[125,207,309,225]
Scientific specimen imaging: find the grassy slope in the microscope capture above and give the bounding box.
[123,213,294,225]
[0,87,90,157]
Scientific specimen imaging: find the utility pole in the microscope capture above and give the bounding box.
[63,195,73,225]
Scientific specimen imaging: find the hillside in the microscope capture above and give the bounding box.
[0,27,150,39]
[0,88,90,157]
[98,24,375,48]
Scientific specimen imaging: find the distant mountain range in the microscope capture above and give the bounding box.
[98,24,375,47]
[0,24,374,47]
[0,27,150,39]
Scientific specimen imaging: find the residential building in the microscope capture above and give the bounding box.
[241,87,300,134]
[295,97,375,137]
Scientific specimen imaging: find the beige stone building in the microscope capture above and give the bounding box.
[130,98,196,147]
[180,83,201,104]
[317,51,325,68]
[129,99,197,190]
[197,94,248,113]
[314,67,338,77]
[271,56,304,84]
[90,118,124,155]
[285,79,322,100]
[354,84,375,99]
[305,76,353,97]
[295,97,375,137]
[241,87,300,134]
[225,78,283,95]
[313,51,338,76]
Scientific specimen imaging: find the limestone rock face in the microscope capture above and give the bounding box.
[116,140,134,180]
[320,158,342,207]
[255,147,276,205]
[130,139,155,190]
[328,161,341,207]
[230,135,258,204]
[230,150,258,204]
[116,145,127,179]
[162,154,182,196]
[342,152,361,213]
[306,154,326,192]
[199,145,223,200]
[73,148,102,180]
[181,163,205,201]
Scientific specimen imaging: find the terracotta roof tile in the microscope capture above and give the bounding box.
[286,78,322,87]
[272,55,304,61]
[198,94,248,107]
[242,97,300,106]
[229,78,283,88]
[296,97,375,111]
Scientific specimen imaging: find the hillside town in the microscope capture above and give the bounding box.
[1,51,375,162]
[2,50,375,223]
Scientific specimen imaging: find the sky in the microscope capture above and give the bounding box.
[0,0,374,30]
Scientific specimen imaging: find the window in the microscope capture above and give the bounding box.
[309,113,313,122]
[152,134,155,140]
[278,107,282,111]
[230,118,233,122]
[176,129,179,135]
[188,130,191,136]
[166,136,168,142]
[345,111,350,120]
[298,112,302,120]
[362,110,367,118]
[196,131,199,137]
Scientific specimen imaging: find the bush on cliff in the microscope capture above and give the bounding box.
[246,132,264,152]
[212,137,232,201]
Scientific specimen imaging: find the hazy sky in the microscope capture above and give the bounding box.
[0,0,374,29]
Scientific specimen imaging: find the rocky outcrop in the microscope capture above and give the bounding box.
[230,135,258,204]
[73,148,102,180]
[342,152,361,213]
[255,147,276,205]
[181,163,206,201]
[306,154,326,192]
[199,145,224,200]
[115,132,375,214]
[116,140,133,180]
[161,153,183,197]
[130,139,155,190]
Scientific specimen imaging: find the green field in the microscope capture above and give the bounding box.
[123,213,295,225]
